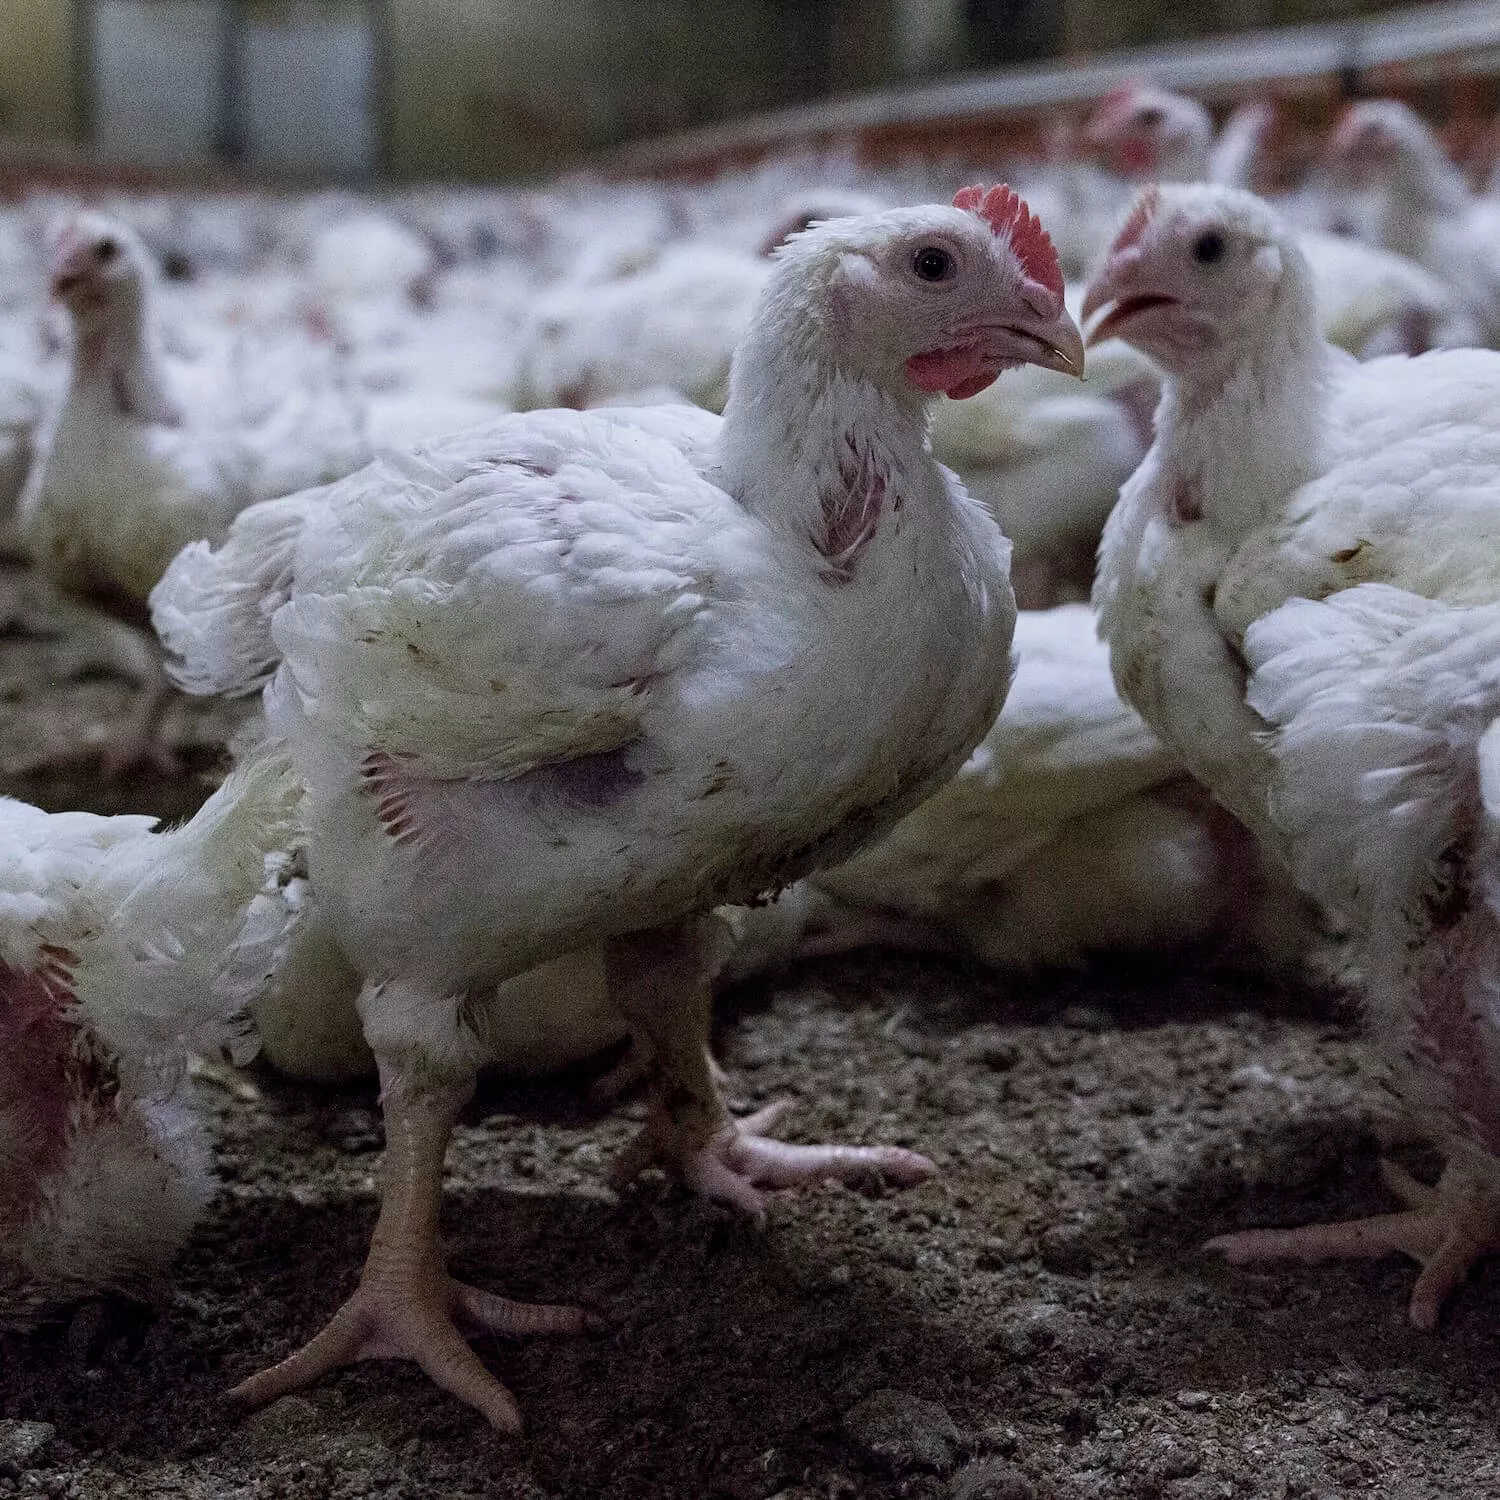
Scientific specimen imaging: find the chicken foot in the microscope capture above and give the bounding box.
[1207,1156,1500,1330]
[231,1030,592,1432]
[604,917,936,1215]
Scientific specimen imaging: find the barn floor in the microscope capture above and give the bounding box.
[4,559,1500,1500]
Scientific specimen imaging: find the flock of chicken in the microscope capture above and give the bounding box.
[5,81,1500,1432]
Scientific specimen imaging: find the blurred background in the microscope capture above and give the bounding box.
[1,0,1497,184]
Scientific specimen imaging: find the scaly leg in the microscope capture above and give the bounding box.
[231,1024,592,1431]
[605,918,935,1215]
[588,1036,733,1110]
[1207,1156,1500,1330]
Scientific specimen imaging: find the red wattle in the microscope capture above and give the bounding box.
[905,344,989,398]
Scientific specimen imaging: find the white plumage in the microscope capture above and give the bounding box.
[799,603,1310,971]
[151,192,1082,1428]
[0,747,305,1327]
[1084,180,1500,1325]
[251,605,1313,1086]
[928,324,1155,604]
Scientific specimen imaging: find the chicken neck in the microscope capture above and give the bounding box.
[1151,284,1330,541]
[714,283,934,565]
[72,288,179,426]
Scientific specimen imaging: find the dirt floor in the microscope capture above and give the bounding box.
[4,557,1500,1500]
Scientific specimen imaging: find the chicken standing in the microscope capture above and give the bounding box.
[151,189,1083,1428]
[1082,181,1500,1324]
[0,747,304,1326]
[14,212,371,774]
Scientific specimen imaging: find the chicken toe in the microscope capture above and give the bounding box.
[1206,1157,1500,1330]
[605,920,935,1214]
[231,1049,592,1431]
[610,1097,935,1215]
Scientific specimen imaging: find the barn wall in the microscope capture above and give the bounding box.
[0,0,77,143]
[381,0,897,181]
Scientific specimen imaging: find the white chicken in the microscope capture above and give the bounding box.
[1327,98,1500,347]
[1083,84,1468,358]
[1083,83,1230,186]
[512,241,769,413]
[1214,585,1500,1330]
[1082,180,1500,1325]
[0,746,304,1326]
[16,212,372,774]
[252,606,1314,1087]
[151,188,1083,1429]
[511,189,914,416]
[779,603,1311,972]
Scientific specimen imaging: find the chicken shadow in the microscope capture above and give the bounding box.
[0,1177,1049,1500]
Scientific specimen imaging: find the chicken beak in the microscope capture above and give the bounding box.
[1036,310,1087,378]
[1080,254,1174,347]
[991,307,1087,379]
[1080,262,1120,331]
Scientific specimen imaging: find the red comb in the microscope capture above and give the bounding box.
[1094,84,1138,115]
[953,184,1064,297]
[1088,83,1147,128]
[1109,187,1159,253]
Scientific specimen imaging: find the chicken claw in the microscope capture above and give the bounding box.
[231,1053,594,1432]
[1207,1157,1500,1330]
[230,1259,589,1432]
[605,920,935,1215]
[610,1096,936,1215]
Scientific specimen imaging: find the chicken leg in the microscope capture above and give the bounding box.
[604,918,936,1215]
[231,1013,592,1432]
[1207,1156,1500,1330]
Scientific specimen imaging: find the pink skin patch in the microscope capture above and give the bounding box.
[363,750,426,849]
[952,184,1064,299]
[816,430,891,584]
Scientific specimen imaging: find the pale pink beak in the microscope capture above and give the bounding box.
[1081,250,1178,347]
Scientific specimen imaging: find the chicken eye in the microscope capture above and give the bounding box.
[1138,107,1164,127]
[95,238,120,264]
[1192,230,1226,266]
[912,246,955,283]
